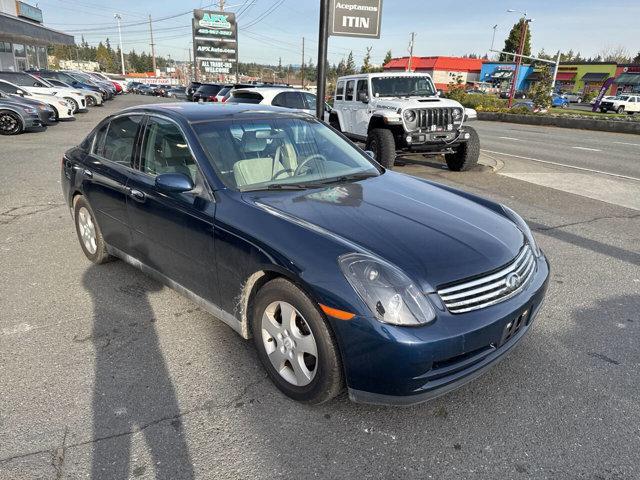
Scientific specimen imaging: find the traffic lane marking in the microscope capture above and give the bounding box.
[572,146,602,152]
[498,136,521,141]
[613,141,640,147]
[481,149,640,182]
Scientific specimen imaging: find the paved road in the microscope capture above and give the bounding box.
[1,96,639,479]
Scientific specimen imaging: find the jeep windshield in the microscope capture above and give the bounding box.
[194,116,381,191]
[371,76,436,98]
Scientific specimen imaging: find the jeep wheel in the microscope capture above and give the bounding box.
[616,106,625,114]
[366,128,396,169]
[445,126,479,172]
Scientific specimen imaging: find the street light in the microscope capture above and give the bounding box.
[114,13,125,75]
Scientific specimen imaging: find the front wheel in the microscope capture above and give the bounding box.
[0,111,23,135]
[445,126,480,171]
[365,128,396,169]
[86,95,96,107]
[600,108,608,113]
[64,97,79,113]
[251,278,344,404]
[616,106,625,114]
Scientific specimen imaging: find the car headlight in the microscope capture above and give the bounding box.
[338,253,436,326]
[403,109,416,122]
[452,108,463,122]
[23,107,37,114]
[502,205,541,257]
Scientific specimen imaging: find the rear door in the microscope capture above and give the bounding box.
[353,79,371,136]
[81,114,143,253]
[126,115,219,303]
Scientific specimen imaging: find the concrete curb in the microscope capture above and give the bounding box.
[477,112,640,135]
[479,152,504,173]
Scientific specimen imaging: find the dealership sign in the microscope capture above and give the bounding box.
[192,9,237,76]
[329,0,383,38]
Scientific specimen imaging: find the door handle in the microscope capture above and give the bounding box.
[128,188,146,202]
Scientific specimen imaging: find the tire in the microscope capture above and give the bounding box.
[86,95,96,107]
[51,105,59,121]
[600,108,608,113]
[251,278,344,404]
[0,110,24,135]
[64,97,79,113]
[365,128,396,169]
[445,126,480,172]
[73,196,112,264]
[616,106,625,114]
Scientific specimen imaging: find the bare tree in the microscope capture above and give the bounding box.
[596,45,632,63]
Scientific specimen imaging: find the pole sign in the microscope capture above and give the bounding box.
[329,0,383,38]
[192,9,237,77]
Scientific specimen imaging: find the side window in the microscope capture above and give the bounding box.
[336,81,344,101]
[92,123,108,156]
[0,82,18,94]
[141,117,197,182]
[345,80,355,101]
[356,80,368,101]
[272,92,287,107]
[101,115,142,167]
[303,92,317,109]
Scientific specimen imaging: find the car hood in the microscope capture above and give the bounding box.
[245,172,524,290]
[370,96,462,110]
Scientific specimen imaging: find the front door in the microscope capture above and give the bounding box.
[126,115,219,304]
[82,115,143,252]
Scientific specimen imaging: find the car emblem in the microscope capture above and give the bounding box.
[505,272,522,292]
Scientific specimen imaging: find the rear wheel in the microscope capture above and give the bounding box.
[616,106,625,114]
[445,126,480,171]
[251,278,343,404]
[73,196,112,264]
[0,111,23,135]
[365,128,396,169]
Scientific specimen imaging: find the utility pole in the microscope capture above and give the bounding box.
[507,17,530,108]
[316,0,329,119]
[301,37,305,88]
[219,0,225,10]
[407,32,415,72]
[148,15,157,75]
[114,13,125,75]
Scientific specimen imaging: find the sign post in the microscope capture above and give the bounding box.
[192,9,237,81]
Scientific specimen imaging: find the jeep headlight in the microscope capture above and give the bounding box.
[403,109,416,122]
[338,253,436,326]
[452,108,463,122]
[502,205,541,257]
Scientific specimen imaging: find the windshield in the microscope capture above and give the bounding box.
[194,116,380,191]
[618,95,629,101]
[371,76,436,97]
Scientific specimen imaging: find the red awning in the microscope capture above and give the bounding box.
[555,72,576,81]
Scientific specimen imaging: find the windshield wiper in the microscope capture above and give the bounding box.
[243,182,324,192]
[320,172,378,185]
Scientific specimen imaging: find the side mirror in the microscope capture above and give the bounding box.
[155,173,194,193]
[357,91,369,103]
[435,90,442,97]
[364,150,376,160]
[16,89,24,96]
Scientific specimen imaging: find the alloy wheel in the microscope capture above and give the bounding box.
[86,96,96,107]
[261,301,318,386]
[77,207,97,254]
[0,112,20,134]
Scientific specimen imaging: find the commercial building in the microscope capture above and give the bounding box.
[383,56,483,91]
[614,65,640,94]
[480,62,533,92]
[550,63,618,95]
[0,0,73,71]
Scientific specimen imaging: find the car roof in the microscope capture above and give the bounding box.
[119,102,313,123]
[232,87,311,98]
[337,72,433,81]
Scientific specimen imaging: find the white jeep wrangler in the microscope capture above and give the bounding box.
[329,72,479,171]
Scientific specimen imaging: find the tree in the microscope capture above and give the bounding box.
[95,42,111,71]
[361,47,373,73]
[633,51,640,65]
[597,45,631,63]
[499,18,531,61]
[383,49,393,68]
[528,66,553,109]
[345,51,356,75]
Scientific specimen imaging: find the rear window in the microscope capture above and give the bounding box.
[230,91,263,104]
[217,86,231,97]
[197,84,223,95]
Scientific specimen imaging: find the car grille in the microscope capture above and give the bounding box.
[437,244,536,314]
[600,101,613,108]
[416,108,455,130]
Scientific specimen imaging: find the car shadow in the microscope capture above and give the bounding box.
[83,261,195,479]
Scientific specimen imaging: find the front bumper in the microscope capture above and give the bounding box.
[332,254,550,406]
[400,127,471,152]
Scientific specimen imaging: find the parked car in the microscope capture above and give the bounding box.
[228,87,323,116]
[165,87,187,100]
[559,91,583,103]
[136,84,153,95]
[499,90,526,99]
[0,71,86,113]
[510,100,548,114]
[590,95,617,106]
[599,94,640,114]
[0,79,73,121]
[0,96,42,135]
[192,83,224,102]
[61,102,549,405]
[551,94,569,108]
[186,81,201,101]
[0,90,55,126]
[41,77,103,107]
[63,71,116,99]
[29,70,110,102]
[219,83,257,102]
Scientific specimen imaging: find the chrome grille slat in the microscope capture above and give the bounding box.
[437,245,536,314]
[416,107,455,130]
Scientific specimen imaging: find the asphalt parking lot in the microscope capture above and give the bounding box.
[1,95,639,479]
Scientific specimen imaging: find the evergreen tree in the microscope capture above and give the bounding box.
[632,51,640,64]
[345,51,356,75]
[499,18,532,61]
[361,47,373,73]
[383,49,393,67]
[336,58,346,77]
[95,42,111,71]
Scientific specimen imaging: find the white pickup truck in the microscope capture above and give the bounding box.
[599,94,640,114]
[329,72,479,170]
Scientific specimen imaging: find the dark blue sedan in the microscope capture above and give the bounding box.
[61,103,549,405]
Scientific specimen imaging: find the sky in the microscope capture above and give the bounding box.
[39,0,640,66]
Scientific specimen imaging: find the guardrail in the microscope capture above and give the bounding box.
[477,112,640,135]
